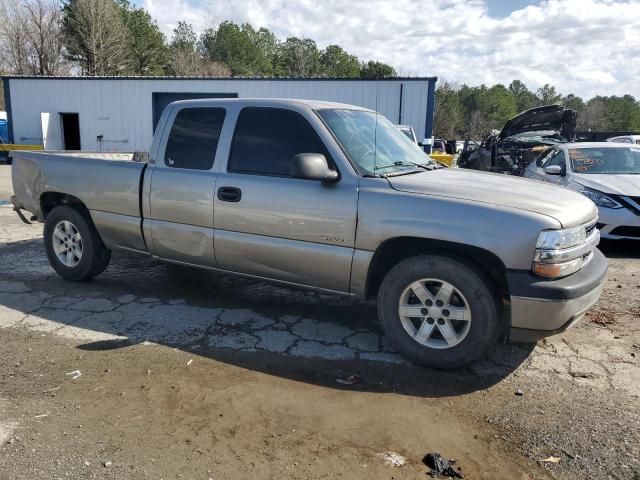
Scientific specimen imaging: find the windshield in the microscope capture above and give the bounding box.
[569,147,640,174]
[317,109,435,175]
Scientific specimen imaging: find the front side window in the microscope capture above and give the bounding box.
[548,150,566,167]
[228,107,331,177]
[317,109,435,175]
[164,107,226,170]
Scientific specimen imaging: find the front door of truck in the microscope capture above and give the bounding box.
[213,106,358,293]
[146,106,226,267]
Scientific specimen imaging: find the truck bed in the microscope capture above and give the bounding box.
[11,150,147,221]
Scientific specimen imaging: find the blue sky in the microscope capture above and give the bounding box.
[486,0,541,17]
[141,0,640,99]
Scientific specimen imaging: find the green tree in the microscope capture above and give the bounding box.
[482,84,518,129]
[563,93,584,111]
[359,60,396,78]
[319,45,360,77]
[200,21,277,76]
[277,37,320,76]
[536,83,562,105]
[509,80,537,112]
[434,82,463,138]
[119,2,168,75]
[167,21,230,76]
[603,95,640,131]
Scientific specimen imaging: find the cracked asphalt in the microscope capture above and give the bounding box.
[0,198,639,479]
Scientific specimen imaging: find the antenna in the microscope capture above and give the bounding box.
[374,63,379,173]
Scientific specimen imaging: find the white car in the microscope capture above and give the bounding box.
[607,135,640,145]
[523,142,640,240]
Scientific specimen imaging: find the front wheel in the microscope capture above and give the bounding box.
[44,206,111,281]
[377,255,499,369]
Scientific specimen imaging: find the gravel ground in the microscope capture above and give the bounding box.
[0,203,638,479]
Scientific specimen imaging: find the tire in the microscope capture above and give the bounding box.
[44,205,111,281]
[377,254,499,369]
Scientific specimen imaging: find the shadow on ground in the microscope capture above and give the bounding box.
[0,238,535,398]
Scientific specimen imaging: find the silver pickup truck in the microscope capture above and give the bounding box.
[10,99,607,368]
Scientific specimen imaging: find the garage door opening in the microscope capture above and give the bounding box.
[60,113,81,150]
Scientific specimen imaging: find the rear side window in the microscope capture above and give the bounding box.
[164,107,226,170]
[228,107,331,176]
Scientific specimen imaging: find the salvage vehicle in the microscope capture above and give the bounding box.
[523,142,640,240]
[11,99,606,369]
[458,104,577,175]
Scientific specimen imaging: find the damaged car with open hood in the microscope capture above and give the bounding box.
[458,104,577,176]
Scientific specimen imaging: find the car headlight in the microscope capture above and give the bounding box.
[532,225,599,278]
[536,225,586,250]
[579,187,622,209]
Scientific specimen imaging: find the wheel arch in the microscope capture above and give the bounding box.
[365,237,511,336]
[40,192,90,220]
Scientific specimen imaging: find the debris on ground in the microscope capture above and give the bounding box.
[336,375,360,385]
[186,359,193,366]
[103,460,112,467]
[515,389,524,396]
[65,370,81,380]
[587,310,616,326]
[541,456,561,463]
[423,452,464,478]
[380,451,406,467]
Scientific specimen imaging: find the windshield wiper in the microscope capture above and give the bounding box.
[374,161,436,172]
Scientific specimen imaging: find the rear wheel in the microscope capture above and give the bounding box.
[377,255,499,369]
[44,206,111,281]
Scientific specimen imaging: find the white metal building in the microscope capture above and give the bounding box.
[2,76,437,152]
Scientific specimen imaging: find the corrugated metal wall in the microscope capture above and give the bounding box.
[6,77,435,151]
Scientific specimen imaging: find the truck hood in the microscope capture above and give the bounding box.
[386,169,597,228]
[573,174,640,196]
[498,104,577,142]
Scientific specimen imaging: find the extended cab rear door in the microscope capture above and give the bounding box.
[212,105,358,293]
[144,105,225,266]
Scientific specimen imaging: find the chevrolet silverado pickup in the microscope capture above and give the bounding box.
[10,99,607,368]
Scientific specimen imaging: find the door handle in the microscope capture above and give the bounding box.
[217,186,242,202]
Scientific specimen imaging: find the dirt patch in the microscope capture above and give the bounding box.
[0,329,551,480]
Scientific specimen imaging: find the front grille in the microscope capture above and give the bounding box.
[610,226,640,238]
[586,223,597,237]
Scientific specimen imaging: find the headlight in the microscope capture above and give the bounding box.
[536,225,586,250]
[532,225,599,278]
[579,187,622,209]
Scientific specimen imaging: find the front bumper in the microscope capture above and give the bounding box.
[507,249,608,342]
[597,204,640,240]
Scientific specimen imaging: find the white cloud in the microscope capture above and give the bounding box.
[142,0,640,99]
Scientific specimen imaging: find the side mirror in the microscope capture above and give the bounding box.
[544,165,563,175]
[290,153,339,183]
